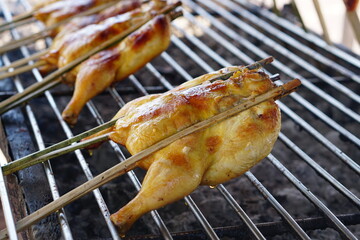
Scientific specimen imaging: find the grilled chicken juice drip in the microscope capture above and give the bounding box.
[86,66,281,234]
[61,13,172,125]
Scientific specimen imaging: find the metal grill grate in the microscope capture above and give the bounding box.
[0,0,359,239]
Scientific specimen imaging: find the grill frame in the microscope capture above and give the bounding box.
[0,0,359,239]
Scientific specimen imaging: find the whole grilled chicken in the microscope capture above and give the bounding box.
[86,65,281,234]
[39,0,143,73]
[61,13,172,125]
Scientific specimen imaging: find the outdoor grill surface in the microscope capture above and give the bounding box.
[0,0,359,239]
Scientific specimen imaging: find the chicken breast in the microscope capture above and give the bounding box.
[86,65,281,234]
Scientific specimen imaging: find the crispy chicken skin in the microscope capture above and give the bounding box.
[33,0,115,29]
[61,14,172,125]
[86,66,281,234]
[39,0,142,73]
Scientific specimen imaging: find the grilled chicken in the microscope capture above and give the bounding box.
[33,0,115,32]
[53,0,142,41]
[39,0,143,73]
[86,66,281,234]
[61,13,172,125]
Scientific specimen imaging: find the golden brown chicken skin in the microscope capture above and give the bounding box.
[33,0,115,30]
[42,7,144,71]
[39,0,142,73]
[61,14,172,125]
[86,66,281,234]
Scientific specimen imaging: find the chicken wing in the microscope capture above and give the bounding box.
[86,66,281,234]
[61,13,172,125]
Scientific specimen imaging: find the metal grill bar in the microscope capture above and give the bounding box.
[186,0,360,128]
[169,4,359,238]
[175,9,360,176]
[216,185,265,240]
[0,2,72,239]
[181,1,360,173]
[214,0,360,102]
[149,35,300,240]
[84,99,173,240]
[0,0,122,238]
[235,0,360,68]
[245,172,311,240]
[0,151,17,240]
[0,0,359,239]
[168,27,311,240]
[231,0,360,84]
[278,132,360,207]
[142,63,221,240]
[267,155,358,240]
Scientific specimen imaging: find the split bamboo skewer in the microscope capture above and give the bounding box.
[2,118,119,175]
[0,1,161,79]
[0,78,301,239]
[344,1,360,44]
[0,2,182,115]
[291,0,307,32]
[0,0,122,54]
[1,57,274,175]
[0,61,46,80]
[0,49,48,73]
[0,10,182,80]
[312,0,332,45]
[0,17,35,33]
[271,0,280,16]
[346,12,360,44]
[0,10,35,30]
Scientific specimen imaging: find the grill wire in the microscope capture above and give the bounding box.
[0,0,359,239]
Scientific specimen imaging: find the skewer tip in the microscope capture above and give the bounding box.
[274,78,301,100]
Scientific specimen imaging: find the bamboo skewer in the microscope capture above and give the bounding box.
[346,11,360,44]
[312,0,332,45]
[0,3,180,79]
[344,0,360,45]
[291,0,307,32]
[0,49,48,73]
[0,0,123,54]
[0,10,35,30]
[0,2,182,115]
[0,17,35,33]
[2,118,119,175]
[1,57,274,175]
[0,61,46,80]
[9,9,36,23]
[0,78,301,239]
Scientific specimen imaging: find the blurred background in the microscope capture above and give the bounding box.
[248,0,360,54]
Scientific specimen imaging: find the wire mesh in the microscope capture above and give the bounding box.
[0,0,359,239]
